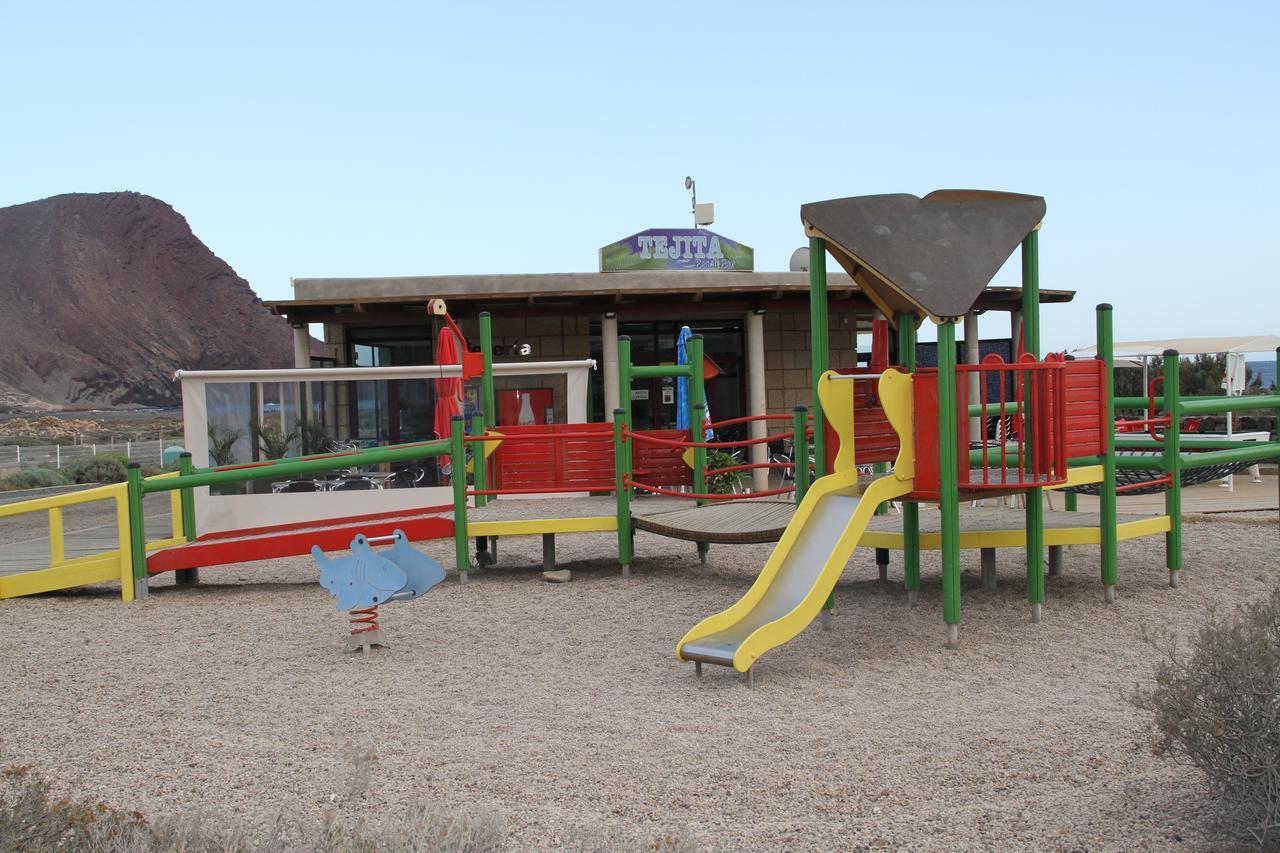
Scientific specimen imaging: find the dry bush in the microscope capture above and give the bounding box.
[0,764,152,851]
[2,760,691,852]
[0,763,500,852]
[1132,585,1280,847]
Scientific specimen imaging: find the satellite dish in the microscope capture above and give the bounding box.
[684,176,693,190]
[788,247,810,272]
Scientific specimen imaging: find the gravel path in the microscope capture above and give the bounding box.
[1,510,1277,849]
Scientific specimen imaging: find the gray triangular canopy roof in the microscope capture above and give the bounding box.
[801,190,1046,323]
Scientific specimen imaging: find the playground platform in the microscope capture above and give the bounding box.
[859,506,1170,551]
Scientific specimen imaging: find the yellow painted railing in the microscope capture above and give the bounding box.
[0,472,187,602]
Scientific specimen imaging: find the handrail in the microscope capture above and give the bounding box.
[0,468,191,603]
[140,439,452,493]
[0,481,121,519]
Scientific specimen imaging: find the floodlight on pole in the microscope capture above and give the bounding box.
[685,176,696,226]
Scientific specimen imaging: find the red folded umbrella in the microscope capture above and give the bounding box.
[434,325,463,454]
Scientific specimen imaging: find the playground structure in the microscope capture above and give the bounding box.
[2,190,1279,683]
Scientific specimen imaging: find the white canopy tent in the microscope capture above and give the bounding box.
[1069,335,1280,391]
[1068,335,1280,490]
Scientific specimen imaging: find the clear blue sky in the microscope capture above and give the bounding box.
[2,1,1276,352]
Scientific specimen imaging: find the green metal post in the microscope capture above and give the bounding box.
[1163,349,1182,585]
[1021,230,1046,622]
[1021,230,1041,356]
[692,400,710,564]
[618,335,634,499]
[470,410,491,568]
[125,462,148,599]
[937,321,961,645]
[809,237,829,477]
[471,412,487,509]
[479,312,495,429]
[614,408,633,576]
[689,335,707,494]
[173,452,199,587]
[450,415,469,583]
[896,313,922,605]
[178,452,197,541]
[792,405,809,503]
[1098,304,1118,601]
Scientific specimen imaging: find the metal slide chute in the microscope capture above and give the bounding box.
[675,368,916,674]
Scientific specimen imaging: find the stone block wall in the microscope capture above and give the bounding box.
[763,309,862,413]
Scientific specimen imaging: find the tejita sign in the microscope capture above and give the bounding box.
[599,228,753,272]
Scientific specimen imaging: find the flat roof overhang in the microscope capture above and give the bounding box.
[268,271,1074,325]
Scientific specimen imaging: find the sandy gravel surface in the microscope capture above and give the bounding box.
[2,510,1278,850]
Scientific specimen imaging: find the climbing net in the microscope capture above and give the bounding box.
[1065,447,1257,497]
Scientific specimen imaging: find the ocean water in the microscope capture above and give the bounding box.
[1247,360,1277,389]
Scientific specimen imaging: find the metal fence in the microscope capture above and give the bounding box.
[0,438,185,473]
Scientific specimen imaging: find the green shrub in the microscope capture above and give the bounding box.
[704,449,746,495]
[1131,585,1280,846]
[65,453,129,484]
[207,425,242,467]
[0,468,69,491]
[252,423,298,460]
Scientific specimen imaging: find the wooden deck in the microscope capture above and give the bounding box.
[632,500,797,544]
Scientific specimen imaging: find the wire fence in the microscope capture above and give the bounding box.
[0,438,185,473]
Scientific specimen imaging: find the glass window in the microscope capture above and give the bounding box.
[589,319,746,439]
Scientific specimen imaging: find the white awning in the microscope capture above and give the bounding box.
[1070,335,1280,359]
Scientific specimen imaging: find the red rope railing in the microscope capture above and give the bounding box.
[625,430,793,449]
[624,478,796,500]
[468,485,614,496]
[706,413,806,430]
[1115,475,1172,494]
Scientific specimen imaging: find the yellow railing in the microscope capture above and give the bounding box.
[0,472,187,603]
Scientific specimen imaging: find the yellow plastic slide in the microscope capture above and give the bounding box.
[676,368,915,673]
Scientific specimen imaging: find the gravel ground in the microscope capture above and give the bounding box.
[2,510,1278,850]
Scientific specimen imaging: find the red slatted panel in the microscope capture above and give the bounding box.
[632,429,693,487]
[911,371,942,498]
[1062,359,1106,459]
[822,368,904,471]
[492,424,615,492]
[853,380,900,465]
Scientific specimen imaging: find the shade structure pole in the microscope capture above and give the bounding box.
[1021,230,1045,623]
[897,313,921,606]
[937,320,961,646]
[1097,304,1118,602]
[809,237,829,477]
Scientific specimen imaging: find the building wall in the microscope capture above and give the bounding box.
[329,308,870,424]
[764,309,861,413]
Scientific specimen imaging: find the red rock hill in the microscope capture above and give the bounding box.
[0,192,295,407]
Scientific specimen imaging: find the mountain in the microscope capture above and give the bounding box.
[0,192,297,408]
